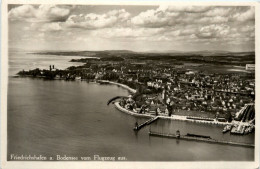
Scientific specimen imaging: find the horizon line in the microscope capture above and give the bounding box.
[8,47,255,53]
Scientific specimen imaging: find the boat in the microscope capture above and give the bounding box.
[186,133,211,139]
[241,125,246,134]
[248,125,254,133]
[133,122,139,131]
[244,127,250,134]
[176,130,180,138]
[75,76,81,80]
[133,127,138,131]
[230,124,245,135]
[222,124,232,133]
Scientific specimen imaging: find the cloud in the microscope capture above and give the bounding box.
[197,16,229,24]
[129,5,255,45]
[131,6,255,27]
[65,9,131,29]
[204,7,232,17]
[9,5,255,52]
[131,6,212,28]
[91,27,165,39]
[240,25,254,32]
[196,24,230,39]
[131,9,170,28]
[38,32,45,38]
[233,6,254,22]
[8,5,70,22]
[23,22,63,32]
[159,6,211,13]
[39,23,63,31]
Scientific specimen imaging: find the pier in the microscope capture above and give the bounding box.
[133,117,159,131]
[149,131,254,148]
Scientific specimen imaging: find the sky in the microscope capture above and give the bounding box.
[8,5,255,52]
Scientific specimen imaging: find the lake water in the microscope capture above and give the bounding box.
[7,51,254,161]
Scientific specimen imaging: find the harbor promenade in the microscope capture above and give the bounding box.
[114,102,232,126]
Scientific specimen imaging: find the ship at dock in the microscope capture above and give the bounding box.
[147,103,255,147]
[222,103,255,135]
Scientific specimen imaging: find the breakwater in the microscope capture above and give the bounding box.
[149,131,254,148]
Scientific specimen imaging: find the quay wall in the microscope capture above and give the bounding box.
[114,102,231,126]
[114,102,153,118]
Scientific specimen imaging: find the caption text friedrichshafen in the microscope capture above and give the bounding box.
[10,154,127,161]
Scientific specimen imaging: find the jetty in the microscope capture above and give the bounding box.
[133,117,159,131]
[149,131,254,148]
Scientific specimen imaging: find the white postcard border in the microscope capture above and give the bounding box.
[1,1,259,169]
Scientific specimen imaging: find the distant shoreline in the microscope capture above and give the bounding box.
[11,76,137,94]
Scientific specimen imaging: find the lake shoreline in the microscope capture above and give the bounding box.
[10,76,245,128]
